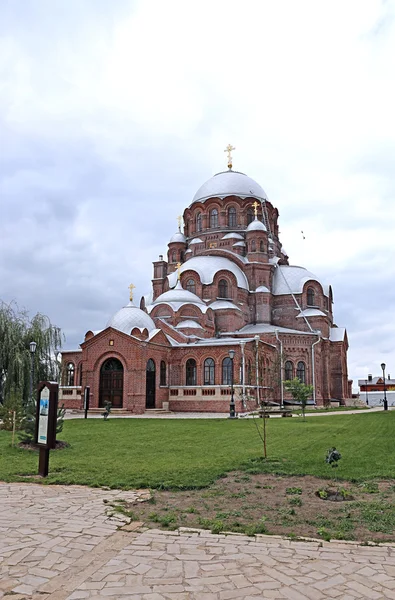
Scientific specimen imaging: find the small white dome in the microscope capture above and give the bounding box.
[169,231,186,244]
[246,217,267,232]
[222,232,244,240]
[175,320,203,329]
[107,302,156,334]
[154,281,204,305]
[192,170,268,204]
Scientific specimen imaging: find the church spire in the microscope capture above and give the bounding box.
[224,143,235,170]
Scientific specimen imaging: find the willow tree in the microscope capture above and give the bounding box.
[0,301,63,405]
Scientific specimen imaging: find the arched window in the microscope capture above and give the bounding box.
[247,207,254,225]
[172,251,176,262]
[218,279,229,298]
[79,365,83,386]
[228,206,237,227]
[66,363,75,386]
[307,287,315,306]
[210,208,218,229]
[196,212,202,232]
[251,240,256,252]
[222,357,232,385]
[186,279,196,294]
[204,358,215,385]
[284,361,293,381]
[260,240,265,252]
[186,359,197,386]
[160,361,166,385]
[296,361,306,383]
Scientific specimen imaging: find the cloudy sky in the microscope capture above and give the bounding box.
[1,0,394,390]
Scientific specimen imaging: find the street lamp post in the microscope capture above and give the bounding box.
[29,341,37,405]
[364,379,369,405]
[228,349,236,419]
[381,363,388,411]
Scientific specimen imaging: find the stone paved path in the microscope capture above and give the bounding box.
[1,483,395,600]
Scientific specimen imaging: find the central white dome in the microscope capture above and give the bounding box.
[192,170,268,204]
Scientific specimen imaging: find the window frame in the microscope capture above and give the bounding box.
[160,361,166,386]
[307,287,315,306]
[218,279,229,298]
[210,208,219,229]
[284,360,293,381]
[228,206,237,227]
[203,358,215,385]
[186,358,197,386]
[296,361,306,383]
[186,279,196,294]
[222,357,232,385]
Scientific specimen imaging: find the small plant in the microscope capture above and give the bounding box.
[359,482,379,494]
[317,526,331,542]
[102,401,112,420]
[0,389,24,432]
[244,517,267,536]
[286,487,302,495]
[289,496,302,506]
[317,489,328,499]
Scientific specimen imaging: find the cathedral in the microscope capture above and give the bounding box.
[60,147,351,413]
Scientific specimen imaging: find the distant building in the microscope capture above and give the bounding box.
[60,151,351,413]
[358,375,395,393]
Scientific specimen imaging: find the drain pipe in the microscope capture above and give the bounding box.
[254,335,260,405]
[240,341,246,403]
[311,331,321,405]
[274,329,284,408]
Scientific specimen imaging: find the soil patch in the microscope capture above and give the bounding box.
[18,440,70,451]
[111,472,395,544]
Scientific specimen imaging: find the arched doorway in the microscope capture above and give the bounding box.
[146,359,156,408]
[99,358,123,408]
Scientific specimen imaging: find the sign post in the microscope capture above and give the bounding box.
[84,386,90,419]
[35,381,58,477]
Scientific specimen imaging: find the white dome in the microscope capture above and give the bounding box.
[246,217,267,232]
[169,231,186,244]
[273,266,329,296]
[107,302,156,334]
[192,170,268,204]
[167,256,249,290]
[154,281,204,305]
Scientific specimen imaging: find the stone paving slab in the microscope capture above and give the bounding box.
[1,482,395,599]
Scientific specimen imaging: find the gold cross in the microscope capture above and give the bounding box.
[252,200,259,217]
[177,215,182,231]
[224,143,235,169]
[128,283,135,301]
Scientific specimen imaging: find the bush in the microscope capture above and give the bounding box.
[0,389,24,431]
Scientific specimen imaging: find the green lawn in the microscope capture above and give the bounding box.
[1,412,394,489]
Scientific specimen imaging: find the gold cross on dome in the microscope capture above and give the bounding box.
[177,215,182,231]
[224,143,235,170]
[252,200,259,216]
[128,283,135,301]
[176,262,182,281]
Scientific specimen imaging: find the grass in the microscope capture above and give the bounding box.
[0,411,395,489]
[0,412,395,489]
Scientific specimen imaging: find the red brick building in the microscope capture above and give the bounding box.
[60,162,351,413]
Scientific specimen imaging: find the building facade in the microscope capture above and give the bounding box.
[60,158,351,413]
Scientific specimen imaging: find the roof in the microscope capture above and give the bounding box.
[234,323,317,336]
[106,301,156,334]
[192,170,268,204]
[167,256,249,290]
[189,237,203,245]
[154,281,205,306]
[297,308,326,318]
[175,320,203,329]
[222,232,244,240]
[246,217,267,232]
[273,265,329,296]
[208,300,242,311]
[255,285,270,293]
[329,327,346,342]
[169,231,186,244]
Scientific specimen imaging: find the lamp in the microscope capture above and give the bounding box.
[228,349,236,419]
[29,341,37,405]
[381,363,388,411]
